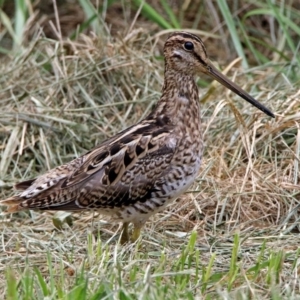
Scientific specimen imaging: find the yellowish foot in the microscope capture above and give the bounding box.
[131,226,142,242]
[120,222,130,244]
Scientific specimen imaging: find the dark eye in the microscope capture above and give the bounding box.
[184,42,194,51]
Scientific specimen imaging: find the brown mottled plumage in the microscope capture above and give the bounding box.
[0,32,274,243]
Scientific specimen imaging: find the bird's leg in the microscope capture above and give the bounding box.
[131,224,143,242]
[120,222,130,244]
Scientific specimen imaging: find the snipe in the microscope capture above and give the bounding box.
[0,32,274,243]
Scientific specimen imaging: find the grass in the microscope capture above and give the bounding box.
[3,228,299,299]
[0,0,300,299]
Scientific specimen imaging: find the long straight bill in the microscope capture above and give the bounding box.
[207,64,275,118]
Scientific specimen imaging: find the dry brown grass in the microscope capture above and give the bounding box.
[0,26,300,297]
[0,31,296,233]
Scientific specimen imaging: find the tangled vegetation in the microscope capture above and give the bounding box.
[0,1,300,299]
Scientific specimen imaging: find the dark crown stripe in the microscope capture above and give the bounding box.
[169,31,202,43]
[168,31,207,57]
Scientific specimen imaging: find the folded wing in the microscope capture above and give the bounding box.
[1,118,176,213]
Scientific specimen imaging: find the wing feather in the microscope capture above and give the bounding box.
[1,118,176,213]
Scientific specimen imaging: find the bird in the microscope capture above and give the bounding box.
[0,31,275,244]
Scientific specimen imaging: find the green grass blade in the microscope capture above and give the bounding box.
[0,9,18,43]
[217,0,248,68]
[238,19,269,64]
[243,6,300,64]
[132,0,173,29]
[78,0,102,33]
[34,267,49,297]
[160,0,180,28]
[228,233,240,291]
[201,253,216,293]
[14,0,27,48]
[6,268,19,300]
[271,5,300,65]
[22,269,34,300]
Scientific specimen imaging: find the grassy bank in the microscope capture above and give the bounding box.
[0,1,300,299]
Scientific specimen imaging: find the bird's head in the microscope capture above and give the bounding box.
[164,32,274,118]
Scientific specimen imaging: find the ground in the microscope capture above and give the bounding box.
[0,1,300,299]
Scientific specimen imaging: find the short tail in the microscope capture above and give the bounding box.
[0,196,24,213]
